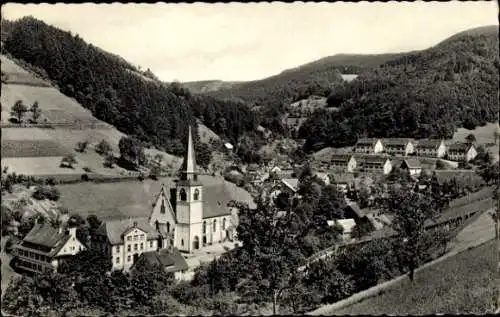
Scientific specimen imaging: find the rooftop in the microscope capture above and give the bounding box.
[132,248,189,273]
[416,139,443,149]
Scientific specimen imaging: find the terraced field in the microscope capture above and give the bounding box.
[1,55,182,178]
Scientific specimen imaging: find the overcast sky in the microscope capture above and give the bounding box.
[2,2,498,82]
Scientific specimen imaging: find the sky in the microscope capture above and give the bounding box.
[2,2,498,82]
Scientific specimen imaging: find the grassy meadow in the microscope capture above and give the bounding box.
[332,240,497,315]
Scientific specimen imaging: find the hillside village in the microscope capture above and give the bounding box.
[1,7,500,317]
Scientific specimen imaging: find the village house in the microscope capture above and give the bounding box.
[354,138,384,154]
[327,218,357,242]
[381,138,415,156]
[13,221,86,273]
[131,247,189,280]
[314,172,331,185]
[330,154,357,173]
[400,158,422,177]
[415,139,447,158]
[357,155,393,175]
[446,143,477,162]
[92,127,246,272]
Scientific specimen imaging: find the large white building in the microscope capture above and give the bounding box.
[93,127,241,272]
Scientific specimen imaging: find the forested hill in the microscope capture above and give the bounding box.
[2,17,258,156]
[299,25,499,152]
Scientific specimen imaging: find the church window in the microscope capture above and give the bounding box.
[180,189,187,201]
[213,219,217,232]
[160,199,166,214]
[203,221,206,234]
[194,189,200,200]
[223,218,226,230]
[181,239,184,246]
[167,222,171,233]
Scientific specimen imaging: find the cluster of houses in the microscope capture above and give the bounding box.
[321,137,478,177]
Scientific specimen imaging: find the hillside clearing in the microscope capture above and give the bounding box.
[1,127,51,141]
[1,140,71,158]
[1,156,87,175]
[331,240,496,315]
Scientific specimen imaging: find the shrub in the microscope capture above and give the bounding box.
[32,186,60,201]
[44,177,57,186]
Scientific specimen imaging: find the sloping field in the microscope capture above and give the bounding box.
[1,139,70,157]
[56,175,255,218]
[1,55,182,176]
[1,156,87,175]
[1,84,98,124]
[1,127,51,141]
[331,240,496,315]
[197,120,221,144]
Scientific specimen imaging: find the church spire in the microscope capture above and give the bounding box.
[180,125,197,180]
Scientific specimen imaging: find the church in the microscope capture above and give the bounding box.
[93,126,241,272]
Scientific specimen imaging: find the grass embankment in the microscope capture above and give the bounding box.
[332,239,497,315]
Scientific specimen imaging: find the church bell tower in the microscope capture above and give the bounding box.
[174,126,203,253]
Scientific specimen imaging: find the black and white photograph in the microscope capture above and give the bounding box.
[0,1,499,315]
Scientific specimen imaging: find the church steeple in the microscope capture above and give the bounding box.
[180,125,197,181]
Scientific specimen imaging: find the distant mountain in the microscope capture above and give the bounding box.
[180,80,241,94]
[299,25,499,151]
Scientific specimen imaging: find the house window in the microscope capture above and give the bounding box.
[194,189,200,200]
[180,189,187,201]
[134,235,138,241]
[160,200,166,214]
[140,243,144,250]
[213,219,217,232]
[127,255,131,262]
[140,234,144,240]
[116,257,120,264]
[127,245,131,252]
[134,244,138,251]
[149,241,153,248]
[116,246,120,253]
[127,236,132,241]
[223,218,226,230]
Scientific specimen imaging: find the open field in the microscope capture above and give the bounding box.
[56,175,254,218]
[1,140,71,158]
[1,156,87,175]
[1,127,52,141]
[1,84,98,124]
[331,239,497,315]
